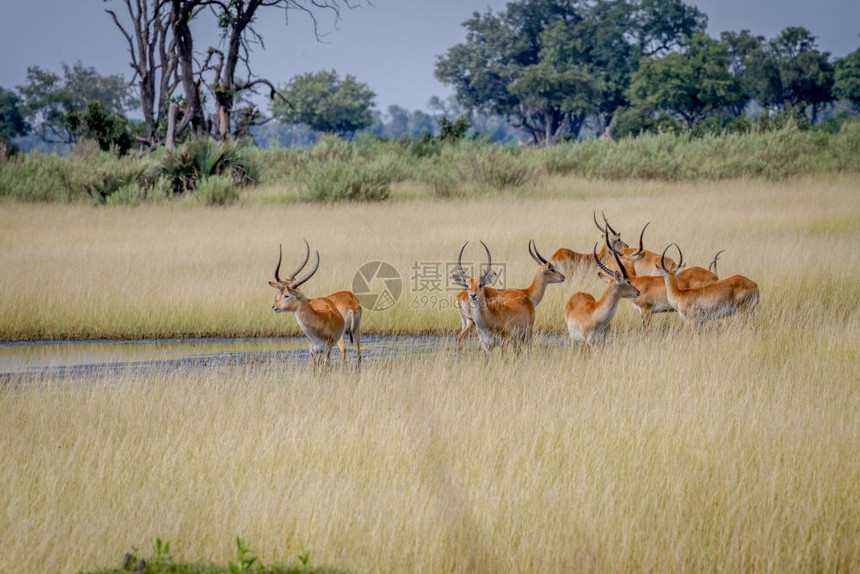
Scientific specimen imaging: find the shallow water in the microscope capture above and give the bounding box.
[0,335,449,378]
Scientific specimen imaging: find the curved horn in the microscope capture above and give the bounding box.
[274,244,284,284]
[456,241,469,279]
[289,250,320,290]
[709,249,725,274]
[602,211,618,235]
[528,240,540,264]
[593,211,605,233]
[611,243,629,280]
[660,244,672,273]
[674,243,684,269]
[593,243,616,278]
[635,221,650,255]
[529,239,548,265]
[286,239,311,280]
[479,240,493,284]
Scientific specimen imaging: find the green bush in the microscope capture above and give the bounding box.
[464,144,538,189]
[160,137,259,193]
[195,174,239,206]
[299,156,393,202]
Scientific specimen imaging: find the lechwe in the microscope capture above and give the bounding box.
[452,241,535,351]
[455,240,564,348]
[658,243,759,327]
[550,211,629,279]
[565,240,640,345]
[269,241,363,365]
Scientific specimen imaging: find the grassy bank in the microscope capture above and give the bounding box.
[1,175,859,340]
[2,123,860,205]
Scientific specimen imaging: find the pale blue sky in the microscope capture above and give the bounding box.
[1,0,857,112]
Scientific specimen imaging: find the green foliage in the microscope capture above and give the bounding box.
[195,174,239,206]
[298,155,393,202]
[435,0,706,143]
[228,538,256,573]
[0,87,29,143]
[160,137,259,193]
[65,101,137,155]
[272,70,375,137]
[629,32,747,129]
[83,537,347,574]
[464,145,538,190]
[749,27,835,116]
[834,48,860,111]
[17,61,135,143]
[610,107,683,139]
[438,115,471,143]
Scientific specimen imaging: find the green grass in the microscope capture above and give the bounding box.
[3,123,860,205]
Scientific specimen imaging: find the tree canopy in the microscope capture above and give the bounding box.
[272,70,375,137]
[435,0,707,144]
[17,62,134,144]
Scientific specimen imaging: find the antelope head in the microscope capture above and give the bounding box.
[594,211,628,251]
[452,241,497,303]
[529,239,565,284]
[659,243,686,277]
[269,239,320,313]
[595,228,640,298]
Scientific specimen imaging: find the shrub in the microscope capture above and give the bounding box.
[299,157,393,202]
[195,174,239,206]
[465,145,538,189]
[160,137,259,193]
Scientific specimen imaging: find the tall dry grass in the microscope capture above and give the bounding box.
[1,175,859,572]
[1,325,859,572]
[1,175,858,339]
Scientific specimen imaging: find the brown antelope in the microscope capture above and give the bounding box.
[269,241,363,365]
[550,212,629,279]
[452,241,535,351]
[658,244,759,327]
[565,241,640,345]
[613,245,722,328]
[614,222,676,276]
[455,240,564,348]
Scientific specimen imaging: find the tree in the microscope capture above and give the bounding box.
[272,70,374,137]
[64,101,136,155]
[435,0,707,144]
[751,27,835,121]
[17,62,134,143]
[628,33,746,129]
[0,87,29,144]
[104,0,179,148]
[834,47,860,111]
[103,0,364,143]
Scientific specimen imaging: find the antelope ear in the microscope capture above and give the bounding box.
[630,252,645,262]
[481,270,498,287]
[451,273,469,289]
[269,281,284,289]
[597,272,611,284]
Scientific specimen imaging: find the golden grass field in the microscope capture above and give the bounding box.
[1,175,859,572]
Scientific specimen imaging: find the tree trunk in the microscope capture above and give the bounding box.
[172,0,206,133]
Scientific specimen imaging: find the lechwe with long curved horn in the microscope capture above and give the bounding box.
[565,230,640,345]
[452,241,535,351]
[658,243,758,327]
[269,241,363,365]
[455,240,564,349]
[549,211,629,279]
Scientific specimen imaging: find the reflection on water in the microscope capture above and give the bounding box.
[0,336,450,377]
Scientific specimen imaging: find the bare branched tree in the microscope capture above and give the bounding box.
[104,0,181,148]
